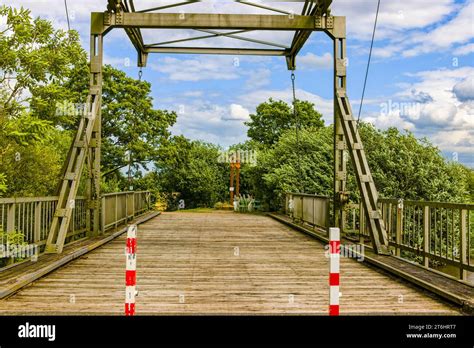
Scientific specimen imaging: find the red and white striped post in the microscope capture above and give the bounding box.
[125,224,137,316]
[329,227,340,316]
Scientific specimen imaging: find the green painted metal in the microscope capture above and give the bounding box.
[45,0,393,254]
[340,197,474,279]
[0,191,152,267]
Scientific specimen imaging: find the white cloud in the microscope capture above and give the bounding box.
[368,66,474,156]
[453,43,474,56]
[431,129,474,153]
[453,76,474,102]
[243,68,271,90]
[227,104,250,121]
[182,90,204,97]
[402,2,474,57]
[333,0,457,41]
[150,56,240,81]
[372,1,474,58]
[237,88,333,124]
[170,99,249,146]
[364,112,415,131]
[298,52,332,70]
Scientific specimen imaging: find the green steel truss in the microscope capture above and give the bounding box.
[46,0,390,254]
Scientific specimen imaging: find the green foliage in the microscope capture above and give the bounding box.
[155,136,228,208]
[245,98,324,146]
[0,5,85,119]
[0,173,6,196]
[0,229,28,267]
[243,126,333,209]
[0,125,72,196]
[0,112,53,145]
[101,65,177,176]
[357,124,470,202]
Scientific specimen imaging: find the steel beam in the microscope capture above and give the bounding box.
[196,29,290,49]
[107,12,322,30]
[147,30,250,47]
[145,46,288,56]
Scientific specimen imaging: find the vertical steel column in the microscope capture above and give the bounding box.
[326,17,389,254]
[333,27,347,232]
[88,14,104,235]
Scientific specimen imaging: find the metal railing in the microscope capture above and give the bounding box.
[285,192,474,281]
[0,191,152,267]
[101,191,151,232]
[0,196,88,250]
[285,193,331,232]
[344,199,474,281]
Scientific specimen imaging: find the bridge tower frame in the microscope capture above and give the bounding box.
[45,0,389,255]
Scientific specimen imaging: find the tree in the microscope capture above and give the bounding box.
[0,5,85,120]
[155,136,228,208]
[352,123,470,203]
[100,65,177,181]
[242,127,333,209]
[0,120,72,196]
[0,5,83,196]
[245,98,324,146]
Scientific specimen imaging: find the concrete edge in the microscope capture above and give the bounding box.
[0,211,161,299]
[267,212,474,314]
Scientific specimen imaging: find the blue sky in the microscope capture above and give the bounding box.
[3,0,474,167]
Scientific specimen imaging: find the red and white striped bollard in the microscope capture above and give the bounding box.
[125,224,137,316]
[329,227,340,316]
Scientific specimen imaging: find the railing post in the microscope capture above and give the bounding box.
[34,201,42,243]
[115,194,118,229]
[101,196,105,234]
[359,202,364,244]
[6,203,15,265]
[132,192,136,218]
[325,198,331,236]
[125,193,129,222]
[288,194,293,218]
[460,209,467,280]
[396,199,403,257]
[6,202,15,233]
[300,196,303,221]
[423,205,430,268]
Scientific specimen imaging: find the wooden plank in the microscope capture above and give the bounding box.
[0,211,459,315]
[0,211,159,299]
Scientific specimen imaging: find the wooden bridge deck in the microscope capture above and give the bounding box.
[0,211,460,315]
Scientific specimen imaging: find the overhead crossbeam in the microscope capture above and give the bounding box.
[145,47,287,56]
[106,12,322,30]
[195,29,290,49]
[146,29,251,47]
[104,0,333,69]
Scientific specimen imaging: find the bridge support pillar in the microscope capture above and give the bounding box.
[87,21,104,236]
[326,17,390,254]
[331,21,348,233]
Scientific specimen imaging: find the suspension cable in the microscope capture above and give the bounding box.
[357,0,381,125]
[291,71,304,193]
[128,67,143,188]
[64,0,71,31]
